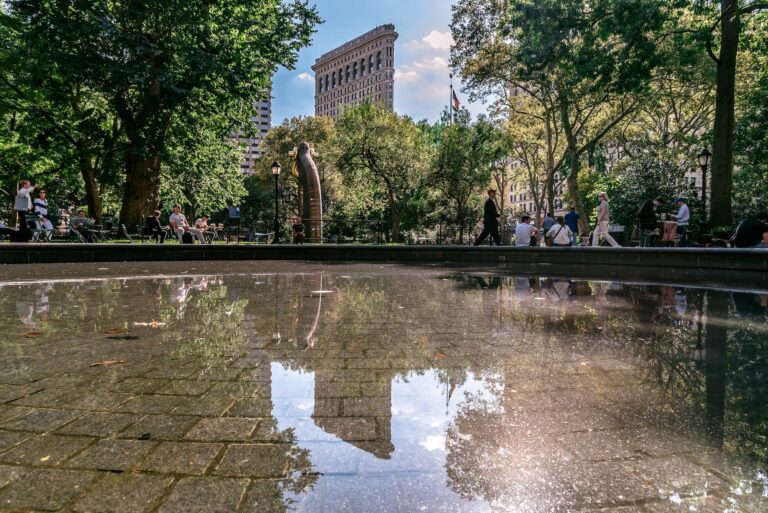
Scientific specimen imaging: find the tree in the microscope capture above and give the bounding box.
[452,0,667,234]
[332,104,432,242]
[3,0,320,228]
[0,9,124,223]
[702,0,768,226]
[160,107,246,219]
[431,108,505,243]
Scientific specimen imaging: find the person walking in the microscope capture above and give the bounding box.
[591,192,621,247]
[672,197,690,247]
[14,180,37,239]
[515,215,540,247]
[546,217,573,247]
[473,189,501,246]
[564,207,580,246]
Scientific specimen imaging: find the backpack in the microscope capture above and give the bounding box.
[181,232,194,244]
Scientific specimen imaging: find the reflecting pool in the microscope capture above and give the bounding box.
[0,265,766,512]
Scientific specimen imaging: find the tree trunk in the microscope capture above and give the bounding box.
[390,211,401,243]
[79,149,103,224]
[710,0,740,227]
[560,100,589,236]
[566,150,589,236]
[120,153,161,229]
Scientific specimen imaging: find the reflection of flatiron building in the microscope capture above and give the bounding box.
[312,368,394,459]
[312,25,398,120]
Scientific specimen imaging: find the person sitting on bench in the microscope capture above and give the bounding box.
[169,204,205,244]
[145,210,168,243]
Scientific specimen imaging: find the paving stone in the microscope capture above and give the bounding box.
[214,444,295,478]
[184,417,257,442]
[240,479,306,513]
[206,381,264,398]
[109,378,168,394]
[155,380,212,396]
[143,367,198,379]
[138,442,222,475]
[56,412,141,437]
[0,405,33,423]
[72,473,173,513]
[67,439,157,471]
[0,433,93,466]
[65,392,134,411]
[1,408,82,433]
[119,414,199,441]
[226,399,273,418]
[117,395,184,414]
[0,468,97,511]
[172,396,234,416]
[157,476,249,513]
[0,464,26,488]
[0,384,41,404]
[0,429,33,453]
[8,387,77,408]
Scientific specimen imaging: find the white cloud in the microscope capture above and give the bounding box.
[394,69,420,83]
[296,72,315,83]
[414,56,448,70]
[422,30,453,50]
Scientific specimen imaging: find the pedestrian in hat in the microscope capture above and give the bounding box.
[474,189,501,246]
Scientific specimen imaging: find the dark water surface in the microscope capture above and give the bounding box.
[0,267,766,512]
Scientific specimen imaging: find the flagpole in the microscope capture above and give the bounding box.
[449,73,454,125]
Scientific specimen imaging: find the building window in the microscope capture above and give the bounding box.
[353,62,358,80]
[361,58,366,76]
[377,51,382,70]
[346,65,350,82]
[369,55,374,73]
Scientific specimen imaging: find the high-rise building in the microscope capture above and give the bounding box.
[234,97,272,174]
[312,24,398,120]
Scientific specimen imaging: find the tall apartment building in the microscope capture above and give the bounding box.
[234,97,272,174]
[312,24,398,120]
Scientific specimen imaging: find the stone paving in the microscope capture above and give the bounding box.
[0,262,764,512]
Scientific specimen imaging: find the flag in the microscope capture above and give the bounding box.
[452,90,461,111]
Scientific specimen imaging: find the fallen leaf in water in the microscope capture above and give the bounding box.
[89,359,127,367]
[24,332,44,338]
[103,327,128,335]
[133,320,166,328]
[138,433,151,440]
[40,455,50,462]
[435,353,448,359]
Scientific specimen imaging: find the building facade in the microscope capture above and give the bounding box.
[234,97,272,174]
[312,24,398,120]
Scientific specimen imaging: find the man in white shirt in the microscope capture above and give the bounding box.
[673,197,690,247]
[15,180,37,236]
[591,192,621,247]
[169,204,206,244]
[515,215,540,247]
[546,217,573,246]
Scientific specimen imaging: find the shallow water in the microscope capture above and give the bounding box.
[0,268,766,512]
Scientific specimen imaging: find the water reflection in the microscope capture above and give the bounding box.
[0,273,766,512]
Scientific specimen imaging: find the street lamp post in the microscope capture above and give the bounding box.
[271,161,281,244]
[697,148,712,231]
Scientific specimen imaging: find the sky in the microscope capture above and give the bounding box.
[271,0,486,125]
